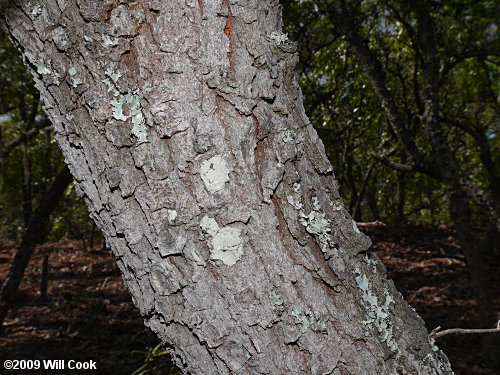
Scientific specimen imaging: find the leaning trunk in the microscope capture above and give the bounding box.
[1,1,452,373]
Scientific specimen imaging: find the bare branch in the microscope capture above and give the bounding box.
[430,323,500,339]
[356,220,387,228]
[0,118,51,159]
[373,153,417,173]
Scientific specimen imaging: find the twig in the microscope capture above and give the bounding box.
[356,220,387,228]
[430,322,500,339]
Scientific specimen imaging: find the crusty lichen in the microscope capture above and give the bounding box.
[291,305,327,334]
[200,216,243,266]
[269,290,284,312]
[102,68,147,143]
[354,268,399,353]
[200,155,230,193]
[68,67,83,88]
[268,31,289,45]
[287,183,335,256]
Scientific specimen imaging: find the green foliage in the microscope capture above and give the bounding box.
[283,0,499,225]
[0,31,92,242]
[131,343,178,375]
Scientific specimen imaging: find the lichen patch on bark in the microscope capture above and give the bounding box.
[200,154,230,193]
[200,216,243,266]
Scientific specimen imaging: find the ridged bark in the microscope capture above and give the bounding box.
[1,1,453,374]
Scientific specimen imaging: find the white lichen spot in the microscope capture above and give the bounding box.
[167,210,178,222]
[268,31,289,45]
[352,219,361,234]
[200,216,243,266]
[200,155,230,193]
[31,5,42,17]
[330,199,344,211]
[68,67,77,76]
[102,34,119,47]
[65,113,74,121]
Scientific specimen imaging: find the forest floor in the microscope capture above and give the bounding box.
[0,225,498,375]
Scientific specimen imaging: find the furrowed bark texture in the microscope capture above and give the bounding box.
[1,1,453,374]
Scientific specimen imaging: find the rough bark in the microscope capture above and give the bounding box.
[1,1,453,374]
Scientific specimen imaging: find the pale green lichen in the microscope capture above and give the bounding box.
[287,183,334,255]
[291,305,327,334]
[268,31,289,45]
[68,67,82,88]
[282,129,294,143]
[65,113,74,121]
[102,68,147,143]
[200,216,243,266]
[415,352,454,375]
[34,59,60,84]
[200,155,230,193]
[36,61,52,75]
[330,199,344,211]
[299,197,331,237]
[354,268,399,353]
[127,92,147,143]
[428,337,439,352]
[269,290,284,312]
[105,68,122,84]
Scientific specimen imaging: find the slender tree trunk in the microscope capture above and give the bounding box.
[366,177,381,221]
[1,1,453,373]
[352,160,375,222]
[20,141,33,228]
[0,166,71,324]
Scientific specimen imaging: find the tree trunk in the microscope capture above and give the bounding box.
[0,166,71,324]
[1,1,453,374]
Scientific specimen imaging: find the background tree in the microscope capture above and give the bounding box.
[0,31,89,324]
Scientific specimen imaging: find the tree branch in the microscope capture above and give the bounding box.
[356,220,386,228]
[317,0,433,173]
[430,323,500,339]
[0,117,51,159]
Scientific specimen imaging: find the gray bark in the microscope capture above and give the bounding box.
[1,1,453,374]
